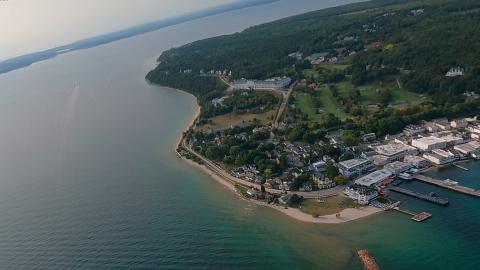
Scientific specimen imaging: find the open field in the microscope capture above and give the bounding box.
[197,110,275,131]
[299,196,359,217]
[336,80,426,106]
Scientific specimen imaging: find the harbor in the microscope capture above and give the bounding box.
[388,186,449,205]
[392,207,432,222]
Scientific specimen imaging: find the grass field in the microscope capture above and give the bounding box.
[299,196,359,217]
[336,80,426,106]
[197,110,275,131]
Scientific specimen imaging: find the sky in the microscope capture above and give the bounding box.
[0,0,234,60]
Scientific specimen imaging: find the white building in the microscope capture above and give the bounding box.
[384,161,414,175]
[311,161,326,172]
[446,67,465,77]
[439,134,464,146]
[404,155,429,169]
[344,185,379,205]
[338,158,375,178]
[454,141,480,156]
[373,143,418,163]
[412,136,447,151]
[423,149,457,165]
[232,77,292,90]
[354,169,393,187]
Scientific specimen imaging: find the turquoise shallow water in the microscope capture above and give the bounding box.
[0,1,478,269]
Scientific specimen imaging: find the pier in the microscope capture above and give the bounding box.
[357,249,381,270]
[389,187,449,205]
[413,174,480,198]
[453,164,469,171]
[392,207,432,222]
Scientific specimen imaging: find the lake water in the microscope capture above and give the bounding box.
[0,0,478,269]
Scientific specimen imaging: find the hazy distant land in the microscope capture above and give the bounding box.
[0,0,278,75]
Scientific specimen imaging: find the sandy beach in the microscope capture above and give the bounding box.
[170,87,384,224]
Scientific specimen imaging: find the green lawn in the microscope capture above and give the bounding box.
[299,196,359,217]
[295,93,322,121]
[318,86,352,120]
[334,80,426,106]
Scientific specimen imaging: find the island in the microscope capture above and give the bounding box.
[147,0,480,223]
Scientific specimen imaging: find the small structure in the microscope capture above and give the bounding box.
[446,67,465,77]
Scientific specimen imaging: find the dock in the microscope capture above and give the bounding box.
[389,186,449,205]
[392,207,432,222]
[413,174,480,198]
[453,164,469,171]
[357,249,381,270]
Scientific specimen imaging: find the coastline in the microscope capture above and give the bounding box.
[168,86,383,224]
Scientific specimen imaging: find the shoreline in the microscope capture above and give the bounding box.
[167,85,384,224]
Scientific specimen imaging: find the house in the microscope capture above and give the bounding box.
[311,161,326,172]
[446,67,464,77]
[344,185,378,205]
[305,52,329,62]
[338,158,375,178]
[411,9,424,16]
[278,194,292,205]
[288,51,303,60]
[370,41,384,49]
[313,173,336,190]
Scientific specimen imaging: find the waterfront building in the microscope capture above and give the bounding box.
[454,141,480,156]
[404,155,429,169]
[313,173,336,190]
[439,134,464,146]
[412,136,447,151]
[354,169,393,187]
[384,161,413,175]
[344,185,379,205]
[423,149,457,165]
[338,158,375,178]
[373,143,418,163]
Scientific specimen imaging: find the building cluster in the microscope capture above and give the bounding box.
[232,77,292,90]
[343,117,480,204]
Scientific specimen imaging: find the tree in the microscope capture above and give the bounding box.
[333,175,349,185]
[287,194,303,207]
[325,164,340,179]
[342,131,359,147]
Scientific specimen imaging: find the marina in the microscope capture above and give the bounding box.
[413,174,480,198]
[388,187,449,205]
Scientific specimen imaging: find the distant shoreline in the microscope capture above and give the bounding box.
[0,0,278,76]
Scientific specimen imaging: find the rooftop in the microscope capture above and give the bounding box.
[374,143,416,156]
[355,169,392,186]
[339,158,371,169]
